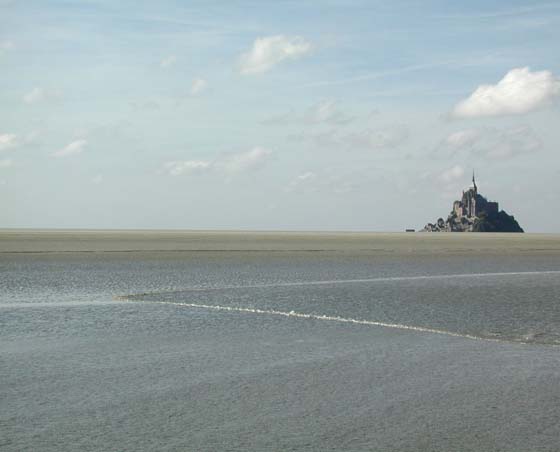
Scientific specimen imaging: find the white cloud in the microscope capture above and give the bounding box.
[23,87,62,105]
[285,171,318,192]
[444,129,480,148]
[238,35,312,75]
[304,100,353,125]
[161,147,272,176]
[23,87,46,104]
[0,133,17,151]
[285,168,370,195]
[160,55,177,69]
[452,67,560,118]
[485,126,541,159]
[0,159,13,168]
[439,165,464,183]
[52,139,87,158]
[221,147,272,173]
[0,131,40,152]
[163,160,212,176]
[439,125,541,159]
[190,78,208,96]
[0,40,13,55]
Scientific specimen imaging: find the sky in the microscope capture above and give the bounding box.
[1,0,560,232]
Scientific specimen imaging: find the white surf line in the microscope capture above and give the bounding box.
[119,270,560,300]
[123,298,553,346]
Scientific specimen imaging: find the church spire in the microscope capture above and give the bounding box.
[472,170,477,192]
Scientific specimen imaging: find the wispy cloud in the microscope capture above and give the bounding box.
[285,167,371,195]
[303,100,354,125]
[439,165,464,183]
[238,35,312,75]
[0,40,14,56]
[220,147,271,173]
[0,131,40,152]
[0,133,17,151]
[303,52,508,89]
[23,87,62,105]
[285,171,318,193]
[161,147,272,176]
[438,125,542,159]
[52,139,87,158]
[262,100,353,126]
[434,3,560,20]
[451,67,560,118]
[303,60,456,88]
[162,160,212,176]
[346,124,410,151]
[190,78,208,96]
[288,122,411,152]
[160,55,177,69]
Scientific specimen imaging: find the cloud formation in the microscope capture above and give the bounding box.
[160,55,177,69]
[0,159,12,168]
[439,165,464,183]
[439,125,541,159]
[220,147,271,173]
[285,168,370,195]
[23,87,62,105]
[238,35,312,75]
[288,122,410,152]
[162,147,272,176]
[285,171,318,193]
[0,133,17,151]
[452,67,560,118]
[262,100,353,126]
[347,124,410,151]
[0,131,40,152]
[52,139,87,158]
[0,40,13,56]
[190,78,208,96]
[303,100,353,125]
[163,160,212,176]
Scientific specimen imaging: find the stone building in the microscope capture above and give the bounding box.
[422,172,521,232]
[452,172,499,219]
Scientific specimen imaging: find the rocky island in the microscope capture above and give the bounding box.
[422,173,524,233]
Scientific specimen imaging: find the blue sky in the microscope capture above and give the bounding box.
[2,0,560,231]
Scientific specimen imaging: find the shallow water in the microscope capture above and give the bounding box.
[2,232,560,451]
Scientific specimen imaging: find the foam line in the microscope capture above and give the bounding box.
[119,270,560,299]
[124,298,544,345]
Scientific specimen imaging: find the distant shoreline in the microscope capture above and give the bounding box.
[2,230,560,255]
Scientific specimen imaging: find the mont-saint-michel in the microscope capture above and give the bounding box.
[422,173,524,233]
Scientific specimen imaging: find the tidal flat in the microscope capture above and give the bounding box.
[2,230,560,451]
[2,229,560,254]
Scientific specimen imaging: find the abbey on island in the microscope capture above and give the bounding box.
[422,172,524,233]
